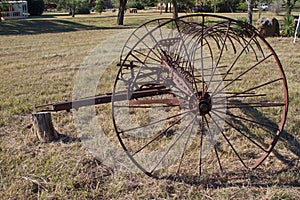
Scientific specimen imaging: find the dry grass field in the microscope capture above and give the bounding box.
[0,11,299,199]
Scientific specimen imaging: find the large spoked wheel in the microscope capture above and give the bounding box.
[112,14,288,179]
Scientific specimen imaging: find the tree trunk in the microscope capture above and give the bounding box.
[286,0,292,16]
[160,0,163,14]
[165,1,168,13]
[71,9,75,17]
[213,0,216,13]
[71,0,76,17]
[117,0,127,25]
[247,0,253,24]
[172,0,178,19]
[32,112,59,143]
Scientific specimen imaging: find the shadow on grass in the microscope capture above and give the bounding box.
[223,99,300,164]
[162,162,300,188]
[28,13,71,19]
[158,100,299,187]
[30,13,119,19]
[0,18,133,35]
[238,100,300,163]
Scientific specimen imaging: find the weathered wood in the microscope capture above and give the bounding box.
[32,112,58,142]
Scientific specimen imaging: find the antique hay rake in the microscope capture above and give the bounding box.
[35,14,288,179]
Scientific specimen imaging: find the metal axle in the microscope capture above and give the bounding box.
[36,87,172,112]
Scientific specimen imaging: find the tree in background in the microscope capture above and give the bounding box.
[57,0,77,17]
[75,0,90,14]
[57,0,91,17]
[127,0,144,9]
[286,0,291,15]
[94,0,105,13]
[116,0,157,25]
[28,0,45,16]
[177,0,194,12]
[0,1,6,21]
[172,0,178,18]
[117,0,127,25]
[215,0,240,12]
[140,0,157,6]
[246,0,253,24]
[0,1,5,21]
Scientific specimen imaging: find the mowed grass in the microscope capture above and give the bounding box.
[0,11,299,199]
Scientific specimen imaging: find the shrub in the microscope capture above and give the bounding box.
[27,0,44,16]
[193,4,213,12]
[282,15,294,37]
[237,1,248,12]
[127,1,144,10]
[0,3,9,12]
[216,0,240,12]
[75,0,90,14]
[94,0,106,14]
[177,0,195,12]
[140,0,156,6]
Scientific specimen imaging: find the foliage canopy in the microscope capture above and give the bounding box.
[28,0,44,16]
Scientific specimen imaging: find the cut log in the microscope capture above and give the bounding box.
[32,112,58,142]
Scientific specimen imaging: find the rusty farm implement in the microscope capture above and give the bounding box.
[34,14,289,179]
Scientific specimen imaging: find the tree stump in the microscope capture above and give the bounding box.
[32,112,58,142]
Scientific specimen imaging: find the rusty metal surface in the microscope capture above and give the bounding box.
[37,87,173,112]
[112,14,289,178]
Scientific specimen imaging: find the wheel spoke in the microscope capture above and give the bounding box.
[205,20,231,93]
[131,32,163,60]
[198,116,205,175]
[213,109,279,131]
[210,33,256,96]
[211,110,269,152]
[210,115,248,168]
[213,78,283,104]
[212,53,273,96]
[214,145,223,172]
[150,115,197,173]
[132,49,161,64]
[176,117,198,175]
[132,111,193,156]
[118,109,193,134]
[214,101,286,109]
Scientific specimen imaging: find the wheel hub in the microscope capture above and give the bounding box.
[198,92,212,116]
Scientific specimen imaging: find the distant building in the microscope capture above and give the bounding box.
[0,1,28,19]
